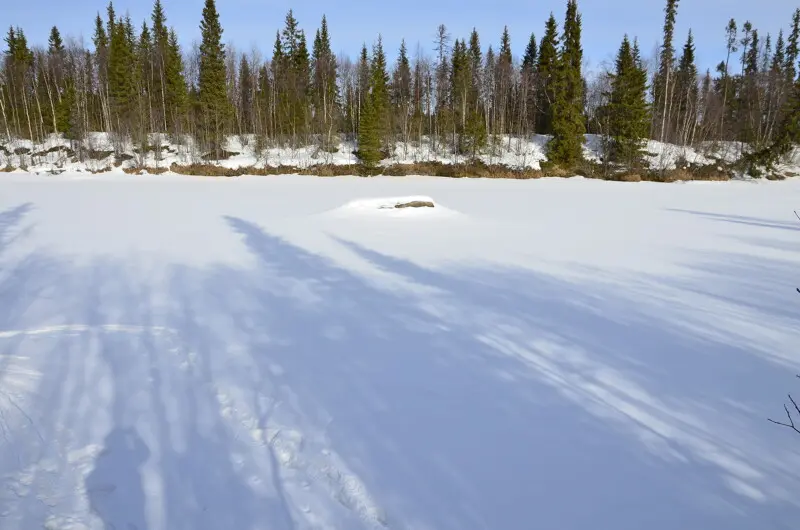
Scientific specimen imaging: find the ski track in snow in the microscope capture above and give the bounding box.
[1,174,800,529]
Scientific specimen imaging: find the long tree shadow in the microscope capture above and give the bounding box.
[220,217,800,530]
[3,208,800,530]
[667,208,800,232]
[0,247,290,530]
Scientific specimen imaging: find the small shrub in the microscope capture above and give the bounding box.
[201,150,240,161]
[300,164,359,176]
[691,164,731,181]
[122,166,170,175]
[33,145,71,157]
[170,163,243,177]
[766,173,787,181]
[540,161,574,178]
[87,149,114,160]
[616,172,642,182]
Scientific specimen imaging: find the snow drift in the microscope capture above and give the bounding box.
[1,132,791,176]
[329,196,457,218]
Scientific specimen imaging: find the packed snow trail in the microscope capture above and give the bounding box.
[1,174,800,529]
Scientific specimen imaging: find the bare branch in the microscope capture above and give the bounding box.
[790,393,800,417]
[769,396,800,435]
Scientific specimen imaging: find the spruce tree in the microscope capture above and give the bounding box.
[742,28,761,144]
[295,30,311,136]
[522,33,538,134]
[773,30,786,74]
[197,0,230,156]
[276,10,311,141]
[256,64,271,138]
[108,16,136,132]
[93,14,108,50]
[523,33,538,71]
[786,9,800,81]
[536,14,559,134]
[654,0,680,142]
[311,15,338,145]
[56,80,76,136]
[496,26,513,136]
[151,0,169,131]
[392,39,412,142]
[239,56,253,133]
[547,0,585,167]
[107,2,116,38]
[165,28,188,132]
[137,21,153,134]
[762,33,773,74]
[607,35,649,167]
[48,27,64,54]
[357,95,380,174]
[357,44,370,121]
[370,36,390,149]
[271,30,286,137]
[675,31,698,145]
[451,38,470,151]
[466,29,487,156]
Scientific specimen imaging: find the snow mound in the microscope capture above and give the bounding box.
[330,196,458,217]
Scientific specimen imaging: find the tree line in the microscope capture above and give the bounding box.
[2,0,800,170]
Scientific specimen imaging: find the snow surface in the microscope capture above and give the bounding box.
[0,132,774,174]
[329,196,457,218]
[1,174,800,529]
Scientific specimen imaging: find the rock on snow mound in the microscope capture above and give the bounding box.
[330,196,458,217]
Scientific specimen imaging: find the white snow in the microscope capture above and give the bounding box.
[0,132,778,174]
[1,174,800,529]
[329,196,457,218]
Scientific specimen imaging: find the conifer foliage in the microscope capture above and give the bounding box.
[198,0,229,157]
[547,0,585,167]
[606,36,650,167]
[0,0,799,174]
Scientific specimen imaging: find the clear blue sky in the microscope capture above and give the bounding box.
[4,0,797,74]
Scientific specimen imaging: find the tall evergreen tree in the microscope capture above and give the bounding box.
[311,15,338,145]
[48,27,64,54]
[523,33,538,71]
[197,0,230,155]
[521,33,538,134]
[606,35,649,167]
[548,0,584,166]
[150,0,170,131]
[276,10,311,141]
[451,38,470,149]
[392,39,412,142]
[675,31,698,145]
[495,26,513,136]
[654,0,680,142]
[357,92,380,173]
[773,30,787,73]
[239,55,253,133]
[165,28,188,132]
[786,9,800,81]
[137,21,154,133]
[108,16,137,132]
[370,35,390,149]
[536,14,559,134]
[466,29,486,155]
[357,43,370,119]
[107,2,116,38]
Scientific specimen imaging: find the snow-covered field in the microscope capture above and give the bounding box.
[1,173,800,529]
